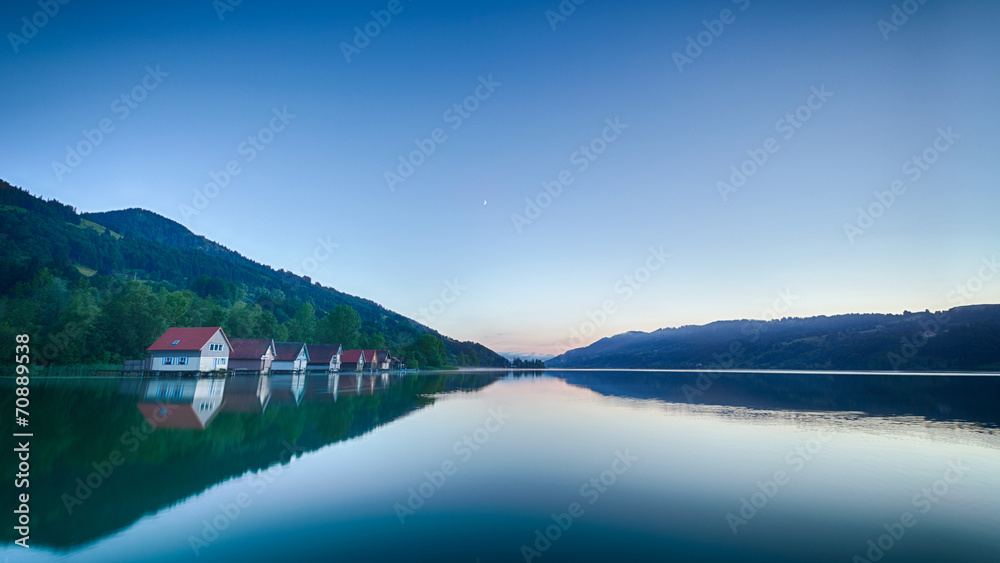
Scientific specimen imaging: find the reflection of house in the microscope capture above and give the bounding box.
[136,377,226,429]
[307,344,343,372]
[340,350,366,372]
[117,378,144,397]
[273,342,309,372]
[146,327,231,372]
[337,372,363,395]
[361,373,388,395]
[303,372,339,403]
[268,373,305,407]
[228,338,276,373]
[222,373,270,413]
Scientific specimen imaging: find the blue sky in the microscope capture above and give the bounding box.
[1,0,998,357]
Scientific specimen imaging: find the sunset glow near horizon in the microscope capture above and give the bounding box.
[2,0,998,357]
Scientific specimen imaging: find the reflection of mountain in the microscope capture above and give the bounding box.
[558,371,1000,428]
[0,372,503,550]
[137,378,226,429]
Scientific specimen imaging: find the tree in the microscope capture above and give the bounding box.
[359,331,387,350]
[284,302,317,342]
[225,302,272,339]
[316,304,361,348]
[95,281,167,362]
[407,333,447,368]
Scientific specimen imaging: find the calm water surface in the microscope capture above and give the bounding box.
[1,370,998,562]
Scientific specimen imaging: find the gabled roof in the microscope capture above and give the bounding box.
[274,342,308,362]
[229,338,275,360]
[147,327,228,352]
[376,350,391,363]
[341,349,366,363]
[361,350,378,362]
[136,403,219,430]
[307,343,343,364]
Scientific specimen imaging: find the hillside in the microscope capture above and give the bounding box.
[0,180,507,367]
[547,306,1000,372]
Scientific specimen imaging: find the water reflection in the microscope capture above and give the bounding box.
[137,378,226,429]
[221,374,269,413]
[0,371,500,551]
[2,369,997,561]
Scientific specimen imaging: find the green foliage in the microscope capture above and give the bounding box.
[284,302,317,343]
[316,304,361,347]
[405,333,448,368]
[511,357,546,369]
[0,181,511,367]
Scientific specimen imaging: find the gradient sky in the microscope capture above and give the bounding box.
[1,0,998,357]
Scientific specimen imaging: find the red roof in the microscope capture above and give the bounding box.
[307,344,342,364]
[229,338,274,360]
[341,350,366,363]
[361,350,378,362]
[147,327,227,352]
[136,403,217,430]
[274,342,308,362]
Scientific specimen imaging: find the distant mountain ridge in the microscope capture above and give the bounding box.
[547,306,1000,371]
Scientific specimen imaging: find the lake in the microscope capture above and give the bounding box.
[2,370,998,562]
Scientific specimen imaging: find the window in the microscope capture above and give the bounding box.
[163,357,173,365]
[171,340,180,346]
[219,358,226,365]
[178,357,188,365]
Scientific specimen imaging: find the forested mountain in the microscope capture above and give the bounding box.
[0,180,508,368]
[548,306,1000,371]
